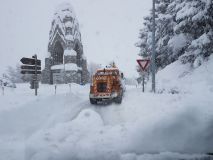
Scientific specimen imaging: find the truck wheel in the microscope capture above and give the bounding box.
[90,98,97,105]
[114,95,122,104]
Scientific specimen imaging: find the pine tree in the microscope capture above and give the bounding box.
[6,65,23,83]
[136,16,152,59]
[155,0,174,69]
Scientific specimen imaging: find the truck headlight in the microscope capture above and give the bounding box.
[111,92,118,98]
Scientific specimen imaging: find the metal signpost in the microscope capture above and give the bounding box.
[137,59,150,92]
[20,54,41,96]
[152,0,156,93]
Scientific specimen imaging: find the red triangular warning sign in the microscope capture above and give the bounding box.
[137,59,150,71]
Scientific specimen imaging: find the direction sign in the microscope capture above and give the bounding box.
[137,59,150,71]
[21,65,41,70]
[20,57,41,66]
[21,70,41,74]
[20,54,41,96]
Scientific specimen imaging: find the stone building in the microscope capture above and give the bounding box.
[42,3,89,84]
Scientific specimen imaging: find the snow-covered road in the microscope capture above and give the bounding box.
[1,56,213,160]
[0,83,212,160]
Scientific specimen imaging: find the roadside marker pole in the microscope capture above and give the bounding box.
[35,54,38,96]
[69,83,71,93]
[55,84,57,95]
[2,86,4,96]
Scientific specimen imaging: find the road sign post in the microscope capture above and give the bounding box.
[152,0,156,93]
[142,73,145,92]
[20,54,41,96]
[137,59,150,92]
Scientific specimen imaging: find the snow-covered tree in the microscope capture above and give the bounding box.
[174,0,213,65]
[155,0,175,68]
[136,0,213,74]
[6,65,24,83]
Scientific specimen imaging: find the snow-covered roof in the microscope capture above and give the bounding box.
[51,63,82,71]
[65,63,82,71]
[64,49,77,56]
[97,68,119,72]
[49,30,65,46]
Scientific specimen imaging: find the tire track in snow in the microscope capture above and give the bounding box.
[69,86,134,126]
[90,87,135,126]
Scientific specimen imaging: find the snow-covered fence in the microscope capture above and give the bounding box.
[53,83,73,95]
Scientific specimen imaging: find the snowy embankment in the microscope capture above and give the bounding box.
[1,56,213,160]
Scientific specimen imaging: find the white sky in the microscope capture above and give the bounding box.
[0,0,151,77]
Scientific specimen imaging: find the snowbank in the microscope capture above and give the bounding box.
[153,55,213,94]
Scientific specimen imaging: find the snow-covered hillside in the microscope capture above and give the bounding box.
[0,57,213,160]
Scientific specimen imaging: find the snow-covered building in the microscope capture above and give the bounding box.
[42,3,89,84]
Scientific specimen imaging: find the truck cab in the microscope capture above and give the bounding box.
[89,67,125,104]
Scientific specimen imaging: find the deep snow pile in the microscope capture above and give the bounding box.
[0,57,213,160]
[155,55,213,94]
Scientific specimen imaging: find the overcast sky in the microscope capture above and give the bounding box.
[0,0,151,77]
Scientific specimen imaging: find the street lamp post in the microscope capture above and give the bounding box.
[151,0,156,93]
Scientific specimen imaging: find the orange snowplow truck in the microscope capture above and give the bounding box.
[89,67,125,104]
